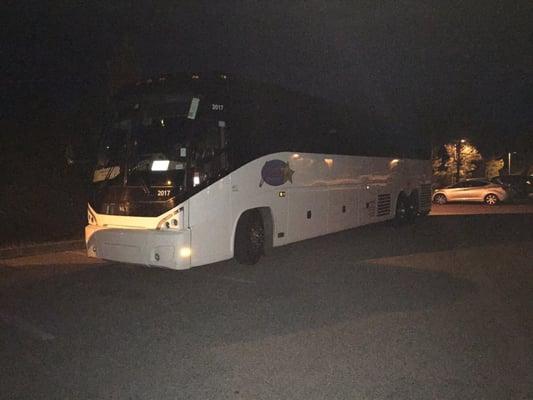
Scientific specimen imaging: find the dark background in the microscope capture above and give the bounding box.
[1,0,532,244]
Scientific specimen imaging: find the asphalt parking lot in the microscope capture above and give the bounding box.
[1,212,532,399]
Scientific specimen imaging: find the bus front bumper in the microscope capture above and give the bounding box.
[85,225,192,270]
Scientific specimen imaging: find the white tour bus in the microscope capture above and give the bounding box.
[86,73,432,269]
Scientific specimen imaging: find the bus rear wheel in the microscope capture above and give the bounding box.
[408,191,419,222]
[394,193,416,226]
[234,210,264,265]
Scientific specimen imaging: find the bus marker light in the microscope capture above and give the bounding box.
[180,247,191,258]
[278,191,286,197]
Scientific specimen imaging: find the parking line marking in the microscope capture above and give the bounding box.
[0,311,56,341]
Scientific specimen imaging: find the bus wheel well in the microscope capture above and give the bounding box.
[234,207,273,255]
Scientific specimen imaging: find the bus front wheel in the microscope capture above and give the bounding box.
[234,210,264,265]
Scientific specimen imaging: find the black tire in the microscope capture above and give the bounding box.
[393,194,410,226]
[483,193,499,206]
[234,210,264,265]
[407,191,419,223]
[433,193,447,205]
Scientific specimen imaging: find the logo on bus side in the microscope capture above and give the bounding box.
[259,160,294,187]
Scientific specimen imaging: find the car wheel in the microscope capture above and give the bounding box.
[433,193,447,205]
[484,193,499,206]
[234,210,264,265]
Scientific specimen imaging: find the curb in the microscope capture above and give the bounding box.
[0,240,85,260]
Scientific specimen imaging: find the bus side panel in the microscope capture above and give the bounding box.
[188,176,233,267]
[358,184,377,226]
[286,186,329,243]
[197,152,431,267]
[328,188,358,233]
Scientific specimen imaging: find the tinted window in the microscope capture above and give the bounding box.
[450,182,467,188]
[469,181,488,187]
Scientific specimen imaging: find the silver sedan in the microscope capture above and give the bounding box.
[433,179,508,205]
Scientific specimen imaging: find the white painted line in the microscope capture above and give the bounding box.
[206,273,256,285]
[0,311,56,341]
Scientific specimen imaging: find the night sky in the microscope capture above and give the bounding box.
[4,1,532,152]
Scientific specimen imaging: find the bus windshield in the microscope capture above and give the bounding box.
[96,94,193,180]
[91,91,229,216]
